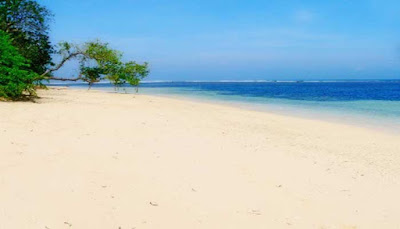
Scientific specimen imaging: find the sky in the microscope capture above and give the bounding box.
[38,0,400,80]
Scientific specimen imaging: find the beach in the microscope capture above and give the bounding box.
[1,87,400,228]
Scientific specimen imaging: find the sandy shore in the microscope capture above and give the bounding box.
[1,88,400,229]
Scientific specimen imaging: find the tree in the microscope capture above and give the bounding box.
[0,0,53,74]
[0,30,37,100]
[41,40,149,90]
[0,37,149,100]
[0,0,149,100]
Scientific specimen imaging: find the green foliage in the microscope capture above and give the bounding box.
[49,40,149,89]
[0,31,37,100]
[0,0,53,74]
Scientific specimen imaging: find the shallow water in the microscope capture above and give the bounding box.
[49,81,400,133]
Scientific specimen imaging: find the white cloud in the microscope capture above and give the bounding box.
[294,10,314,23]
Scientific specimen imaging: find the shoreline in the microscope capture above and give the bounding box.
[1,88,400,228]
[79,86,400,135]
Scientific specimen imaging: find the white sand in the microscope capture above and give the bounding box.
[1,88,399,229]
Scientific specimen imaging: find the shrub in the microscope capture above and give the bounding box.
[0,31,38,100]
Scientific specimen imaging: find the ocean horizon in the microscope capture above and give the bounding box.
[48,80,400,133]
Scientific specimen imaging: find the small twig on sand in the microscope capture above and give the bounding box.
[150,202,158,206]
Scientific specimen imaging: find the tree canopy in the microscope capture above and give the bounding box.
[0,0,53,74]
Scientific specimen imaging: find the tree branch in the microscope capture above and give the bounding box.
[45,74,82,82]
[40,51,85,78]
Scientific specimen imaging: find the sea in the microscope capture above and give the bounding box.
[49,80,400,133]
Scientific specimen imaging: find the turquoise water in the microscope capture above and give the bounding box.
[51,81,400,133]
[139,86,400,132]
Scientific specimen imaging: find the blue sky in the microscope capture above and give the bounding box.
[38,0,400,80]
